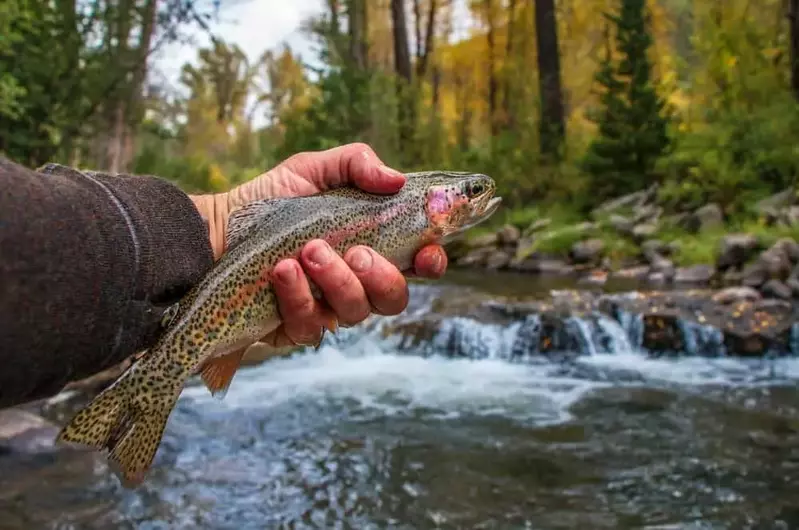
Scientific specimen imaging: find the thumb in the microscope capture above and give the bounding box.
[305,143,407,194]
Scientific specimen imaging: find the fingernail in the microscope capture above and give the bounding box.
[378,164,405,180]
[348,247,374,273]
[307,241,334,266]
[274,262,297,283]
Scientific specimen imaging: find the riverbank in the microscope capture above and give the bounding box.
[448,184,799,301]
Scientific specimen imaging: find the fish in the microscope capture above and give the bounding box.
[55,170,502,487]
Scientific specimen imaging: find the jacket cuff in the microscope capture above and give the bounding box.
[85,171,214,304]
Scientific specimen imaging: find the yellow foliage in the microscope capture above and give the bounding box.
[207,163,229,192]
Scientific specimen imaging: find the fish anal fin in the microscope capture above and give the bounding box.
[200,348,247,399]
[226,198,287,250]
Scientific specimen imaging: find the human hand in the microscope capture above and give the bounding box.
[189,143,448,347]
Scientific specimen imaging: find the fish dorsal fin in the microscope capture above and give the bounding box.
[226,198,288,250]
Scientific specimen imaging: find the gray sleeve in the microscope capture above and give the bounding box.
[0,157,214,408]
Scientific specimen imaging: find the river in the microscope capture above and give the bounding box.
[3,272,799,529]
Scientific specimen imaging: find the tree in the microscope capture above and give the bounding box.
[581,0,672,201]
[534,0,566,158]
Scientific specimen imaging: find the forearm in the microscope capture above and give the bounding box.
[0,157,214,408]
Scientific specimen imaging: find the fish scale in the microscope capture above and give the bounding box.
[56,170,501,487]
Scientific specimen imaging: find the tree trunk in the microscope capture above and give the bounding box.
[348,0,367,69]
[391,0,414,152]
[790,0,799,100]
[485,0,498,137]
[534,0,566,159]
[502,0,517,129]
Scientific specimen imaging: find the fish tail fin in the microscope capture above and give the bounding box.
[56,366,178,488]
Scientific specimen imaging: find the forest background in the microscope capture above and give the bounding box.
[3,0,799,264]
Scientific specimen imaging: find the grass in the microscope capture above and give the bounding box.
[473,202,799,268]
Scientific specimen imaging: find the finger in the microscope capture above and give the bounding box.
[344,246,409,316]
[292,143,406,194]
[300,239,372,327]
[260,323,322,349]
[413,244,448,279]
[272,258,332,345]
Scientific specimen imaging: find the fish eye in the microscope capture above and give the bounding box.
[468,182,485,196]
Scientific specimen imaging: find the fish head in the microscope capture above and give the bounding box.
[405,171,502,244]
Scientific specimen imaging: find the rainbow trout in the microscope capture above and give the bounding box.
[56,171,501,487]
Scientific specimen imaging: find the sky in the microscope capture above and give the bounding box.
[152,0,325,90]
[149,0,475,126]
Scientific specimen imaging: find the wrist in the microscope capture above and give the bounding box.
[189,192,230,261]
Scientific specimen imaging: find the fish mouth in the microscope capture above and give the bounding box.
[460,195,502,232]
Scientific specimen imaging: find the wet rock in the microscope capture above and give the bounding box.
[0,409,60,454]
[485,250,512,270]
[497,224,521,246]
[646,272,667,286]
[570,238,605,265]
[742,260,769,288]
[641,313,685,354]
[692,203,724,232]
[772,237,799,264]
[649,256,675,281]
[611,265,650,281]
[717,233,761,270]
[674,264,715,284]
[761,279,793,300]
[760,243,793,279]
[787,278,799,297]
[712,286,762,305]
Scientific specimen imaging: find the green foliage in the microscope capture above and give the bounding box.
[581,0,673,202]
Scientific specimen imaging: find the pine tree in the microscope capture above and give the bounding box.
[581,0,671,201]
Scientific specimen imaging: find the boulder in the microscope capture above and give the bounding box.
[712,286,762,304]
[771,237,799,264]
[631,223,658,241]
[692,203,724,232]
[716,234,761,270]
[755,189,795,217]
[609,214,634,236]
[761,279,793,301]
[496,224,521,246]
[0,409,60,454]
[485,250,512,270]
[649,256,675,281]
[467,232,499,249]
[674,264,715,284]
[456,247,494,267]
[570,238,605,265]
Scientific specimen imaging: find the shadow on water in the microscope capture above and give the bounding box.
[3,271,799,529]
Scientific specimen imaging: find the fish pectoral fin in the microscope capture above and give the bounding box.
[200,348,247,399]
